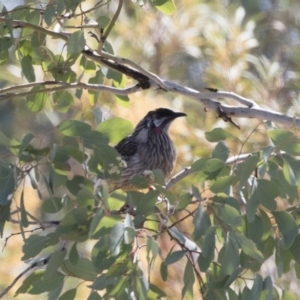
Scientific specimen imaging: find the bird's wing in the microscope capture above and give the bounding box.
[115,136,138,158]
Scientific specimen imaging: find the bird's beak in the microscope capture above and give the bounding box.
[171,112,187,119]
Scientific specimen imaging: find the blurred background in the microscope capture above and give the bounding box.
[1,0,300,298]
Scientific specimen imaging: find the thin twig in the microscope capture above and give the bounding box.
[0,81,143,101]
[99,0,123,47]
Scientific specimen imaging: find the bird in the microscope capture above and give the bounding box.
[99,108,186,193]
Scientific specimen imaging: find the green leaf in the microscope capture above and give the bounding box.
[61,258,97,281]
[58,288,77,300]
[282,291,298,300]
[20,190,29,228]
[236,155,260,188]
[192,158,226,180]
[289,235,300,264]
[146,237,159,263]
[268,129,300,155]
[231,232,264,263]
[259,209,272,241]
[212,141,230,162]
[110,222,124,256]
[135,190,160,215]
[283,160,298,186]
[254,179,279,211]
[15,271,64,296]
[165,250,187,265]
[214,203,242,229]
[44,5,55,25]
[160,262,168,281]
[58,120,91,137]
[210,175,237,194]
[0,201,11,236]
[257,235,275,260]
[53,91,74,112]
[88,70,105,105]
[22,233,59,260]
[205,128,234,142]
[177,190,192,211]
[90,215,122,239]
[0,37,13,53]
[262,276,273,300]
[87,291,102,300]
[21,56,36,82]
[0,50,9,65]
[97,16,111,28]
[89,274,115,290]
[220,234,239,275]
[124,227,136,244]
[193,203,211,240]
[97,117,133,143]
[19,133,35,156]
[26,87,47,112]
[202,226,216,257]
[182,262,195,299]
[79,55,96,73]
[249,274,263,300]
[272,211,298,248]
[89,208,104,238]
[69,242,79,265]
[147,284,166,299]
[0,163,16,205]
[152,0,176,15]
[56,207,90,242]
[224,267,243,288]
[246,215,263,243]
[67,31,85,54]
[42,197,63,213]
[198,226,216,271]
[44,249,66,280]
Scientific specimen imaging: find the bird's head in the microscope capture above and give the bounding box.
[134,108,186,141]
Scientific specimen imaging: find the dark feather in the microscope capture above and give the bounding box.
[115,136,138,158]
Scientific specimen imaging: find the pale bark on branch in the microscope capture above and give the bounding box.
[0,17,299,127]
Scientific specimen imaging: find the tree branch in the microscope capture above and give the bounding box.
[0,81,144,101]
[1,17,299,127]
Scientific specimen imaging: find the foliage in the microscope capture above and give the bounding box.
[1,0,300,299]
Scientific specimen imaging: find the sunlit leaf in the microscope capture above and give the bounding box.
[26,87,47,112]
[269,129,300,155]
[97,117,133,143]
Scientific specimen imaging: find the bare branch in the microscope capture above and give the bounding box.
[1,18,299,127]
[0,81,145,101]
[0,17,68,41]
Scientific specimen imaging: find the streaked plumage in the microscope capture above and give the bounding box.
[104,108,186,192]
